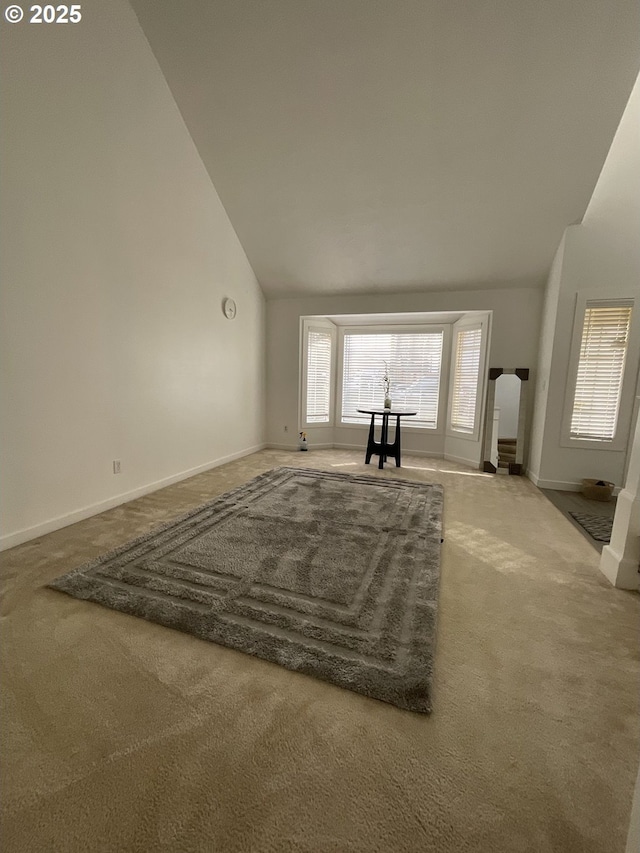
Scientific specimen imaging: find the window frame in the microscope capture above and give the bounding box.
[336,324,451,433]
[446,315,491,442]
[561,294,637,451]
[300,319,337,430]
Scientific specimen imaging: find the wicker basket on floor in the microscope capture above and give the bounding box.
[581,478,614,502]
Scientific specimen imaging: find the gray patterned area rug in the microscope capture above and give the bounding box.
[568,512,613,543]
[49,467,443,713]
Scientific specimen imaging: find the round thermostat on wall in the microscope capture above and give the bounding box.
[223,298,237,319]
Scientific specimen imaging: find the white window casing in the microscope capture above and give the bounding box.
[449,326,483,434]
[562,298,635,449]
[446,314,490,442]
[306,329,333,423]
[301,320,336,428]
[338,327,446,430]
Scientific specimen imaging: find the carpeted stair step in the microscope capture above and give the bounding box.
[498,438,517,466]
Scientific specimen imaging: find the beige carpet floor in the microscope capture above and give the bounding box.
[1,449,639,853]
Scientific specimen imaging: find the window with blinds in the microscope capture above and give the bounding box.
[450,327,482,433]
[341,331,444,428]
[305,329,333,423]
[569,303,632,441]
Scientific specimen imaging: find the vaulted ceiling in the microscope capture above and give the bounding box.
[130,0,639,297]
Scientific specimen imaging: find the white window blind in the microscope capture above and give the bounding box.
[305,329,332,423]
[341,331,443,428]
[570,304,632,441]
[450,327,482,433]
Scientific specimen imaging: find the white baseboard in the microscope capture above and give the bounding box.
[0,443,266,552]
[443,453,480,469]
[525,470,621,496]
[269,440,445,460]
[265,441,334,453]
[331,442,370,452]
[332,443,444,459]
[599,544,640,590]
[525,470,581,491]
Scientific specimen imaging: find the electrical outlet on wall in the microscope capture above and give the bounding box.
[283,425,288,432]
[113,460,121,474]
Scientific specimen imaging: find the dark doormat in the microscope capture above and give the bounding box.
[568,512,613,543]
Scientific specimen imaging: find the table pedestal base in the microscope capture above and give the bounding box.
[365,412,402,469]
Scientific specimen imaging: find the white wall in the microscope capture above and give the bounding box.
[627,762,640,853]
[528,235,566,478]
[0,0,266,549]
[267,287,542,459]
[600,399,640,588]
[529,74,640,490]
